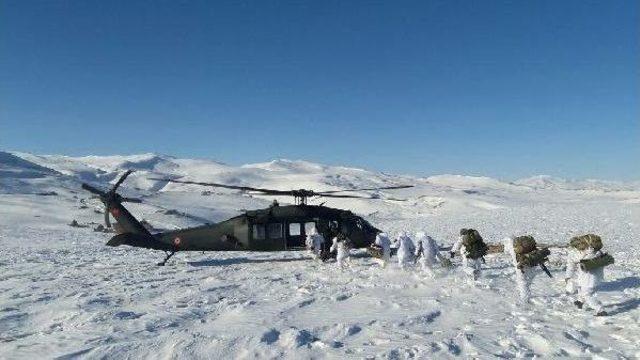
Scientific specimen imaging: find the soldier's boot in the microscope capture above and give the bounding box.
[573,300,583,309]
[472,269,480,281]
[595,310,608,317]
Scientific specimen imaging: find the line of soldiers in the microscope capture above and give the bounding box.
[306,227,614,317]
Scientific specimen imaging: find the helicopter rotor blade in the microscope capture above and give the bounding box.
[317,185,414,194]
[122,197,143,203]
[318,193,409,201]
[112,170,134,192]
[104,208,111,228]
[82,183,106,196]
[149,178,414,201]
[317,193,376,199]
[149,178,294,195]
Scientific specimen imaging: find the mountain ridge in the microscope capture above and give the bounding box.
[3,151,637,193]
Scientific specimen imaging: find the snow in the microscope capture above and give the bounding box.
[1,151,639,358]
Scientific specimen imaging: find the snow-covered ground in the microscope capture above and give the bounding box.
[1,151,639,359]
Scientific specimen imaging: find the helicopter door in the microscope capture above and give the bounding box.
[286,222,305,249]
[304,222,317,234]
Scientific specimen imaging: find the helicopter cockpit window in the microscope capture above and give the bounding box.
[252,224,266,240]
[267,223,283,239]
[289,223,302,236]
[329,221,339,231]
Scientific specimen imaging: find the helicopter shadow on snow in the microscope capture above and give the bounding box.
[188,256,313,267]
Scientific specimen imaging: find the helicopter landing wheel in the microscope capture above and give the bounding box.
[157,250,176,266]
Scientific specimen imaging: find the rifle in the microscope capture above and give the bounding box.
[414,243,423,264]
[540,263,553,278]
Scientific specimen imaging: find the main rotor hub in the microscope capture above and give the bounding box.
[293,189,314,205]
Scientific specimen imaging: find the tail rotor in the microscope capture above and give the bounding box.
[81,170,142,228]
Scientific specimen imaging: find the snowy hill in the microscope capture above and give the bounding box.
[513,175,639,192]
[4,150,639,202]
[1,151,639,358]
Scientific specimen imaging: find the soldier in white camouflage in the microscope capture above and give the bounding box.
[565,234,613,316]
[305,226,325,260]
[396,231,415,269]
[414,231,449,276]
[503,235,551,304]
[330,232,352,268]
[374,232,392,268]
[451,228,487,281]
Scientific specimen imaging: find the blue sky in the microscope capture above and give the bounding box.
[1,1,638,180]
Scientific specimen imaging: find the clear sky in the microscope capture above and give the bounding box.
[1,1,638,180]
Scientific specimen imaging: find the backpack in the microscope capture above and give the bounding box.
[513,236,549,269]
[570,234,603,251]
[513,235,537,256]
[518,248,551,269]
[368,244,383,258]
[580,252,614,272]
[462,229,487,259]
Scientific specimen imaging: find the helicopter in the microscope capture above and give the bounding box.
[81,170,413,265]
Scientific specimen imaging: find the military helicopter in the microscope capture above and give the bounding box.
[81,170,412,265]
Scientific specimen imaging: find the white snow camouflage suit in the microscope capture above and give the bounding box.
[330,237,351,267]
[305,227,325,260]
[374,232,392,268]
[414,231,444,275]
[503,237,538,303]
[396,232,415,269]
[565,248,605,314]
[452,234,483,281]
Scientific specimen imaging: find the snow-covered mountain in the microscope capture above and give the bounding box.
[4,151,638,196]
[3,150,638,221]
[1,151,639,358]
[3,149,639,239]
[512,175,639,192]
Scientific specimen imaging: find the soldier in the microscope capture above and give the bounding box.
[330,233,352,268]
[503,235,552,304]
[396,231,415,269]
[374,232,392,268]
[305,226,325,260]
[414,231,448,276]
[565,234,614,316]
[451,228,487,281]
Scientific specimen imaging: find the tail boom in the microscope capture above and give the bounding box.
[108,202,151,236]
[107,233,173,251]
